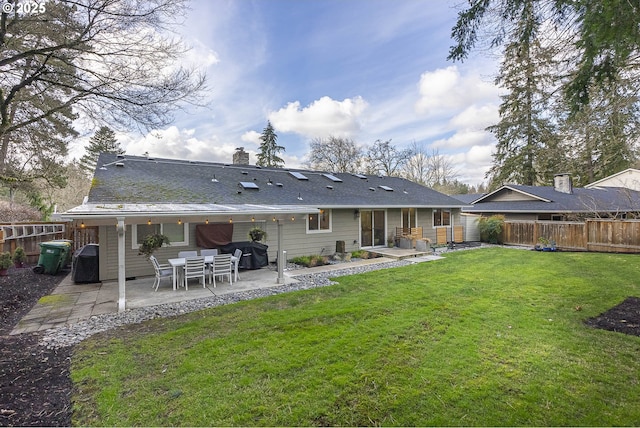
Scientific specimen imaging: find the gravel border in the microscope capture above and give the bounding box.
[39,259,413,349]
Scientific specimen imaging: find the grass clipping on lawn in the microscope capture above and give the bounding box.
[71,248,640,426]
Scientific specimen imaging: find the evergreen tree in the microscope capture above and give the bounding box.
[561,76,640,186]
[79,127,124,175]
[486,26,560,187]
[0,0,204,197]
[256,121,285,168]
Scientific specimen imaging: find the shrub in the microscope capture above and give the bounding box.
[0,252,12,270]
[12,247,26,264]
[478,215,505,244]
[289,255,329,267]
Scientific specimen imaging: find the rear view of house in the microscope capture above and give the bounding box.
[60,153,466,282]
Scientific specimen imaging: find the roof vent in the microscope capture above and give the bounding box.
[115,162,125,167]
[297,193,303,200]
[116,154,125,159]
[275,183,284,187]
[326,185,334,190]
[211,175,219,183]
[379,185,393,191]
[353,173,367,179]
[241,171,248,175]
[369,187,376,191]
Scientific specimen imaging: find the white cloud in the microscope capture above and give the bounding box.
[432,130,491,150]
[447,144,494,185]
[123,126,237,164]
[269,96,369,139]
[415,66,499,115]
[241,130,261,147]
[449,104,499,131]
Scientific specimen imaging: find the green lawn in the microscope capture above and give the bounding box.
[71,248,640,426]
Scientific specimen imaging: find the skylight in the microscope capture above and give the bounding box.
[239,181,259,190]
[322,173,343,182]
[379,185,394,191]
[289,171,308,180]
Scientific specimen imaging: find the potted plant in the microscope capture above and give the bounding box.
[535,237,556,251]
[138,233,171,259]
[248,226,267,243]
[12,247,26,268]
[0,252,12,275]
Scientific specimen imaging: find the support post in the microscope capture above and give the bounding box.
[116,217,126,312]
[277,219,285,284]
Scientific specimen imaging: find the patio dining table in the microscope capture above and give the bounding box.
[168,255,238,290]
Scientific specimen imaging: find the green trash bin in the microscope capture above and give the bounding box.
[33,241,72,275]
[51,239,73,268]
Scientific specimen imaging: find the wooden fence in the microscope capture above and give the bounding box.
[0,222,99,263]
[502,219,640,253]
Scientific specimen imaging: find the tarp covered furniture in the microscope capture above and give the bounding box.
[72,244,99,283]
[218,241,268,270]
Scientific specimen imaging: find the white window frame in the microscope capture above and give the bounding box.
[433,209,451,228]
[131,222,189,249]
[306,209,332,234]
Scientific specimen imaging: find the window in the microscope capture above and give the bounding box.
[307,209,331,233]
[132,222,188,248]
[433,209,451,227]
[402,208,416,229]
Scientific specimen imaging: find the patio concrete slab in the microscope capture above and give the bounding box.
[10,255,444,336]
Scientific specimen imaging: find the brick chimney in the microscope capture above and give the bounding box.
[233,147,249,165]
[553,173,573,194]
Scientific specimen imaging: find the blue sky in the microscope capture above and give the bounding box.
[72,0,502,186]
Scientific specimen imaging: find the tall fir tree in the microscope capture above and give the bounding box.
[79,127,124,176]
[256,121,285,168]
[561,76,640,186]
[485,0,560,188]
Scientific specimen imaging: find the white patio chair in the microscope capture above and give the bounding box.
[149,255,173,291]
[178,250,198,258]
[183,256,206,290]
[211,254,233,287]
[200,248,218,257]
[233,248,243,281]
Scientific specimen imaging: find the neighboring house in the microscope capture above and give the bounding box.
[453,174,640,221]
[585,168,640,191]
[59,153,466,285]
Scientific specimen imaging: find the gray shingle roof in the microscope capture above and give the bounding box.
[88,154,464,209]
[464,184,640,213]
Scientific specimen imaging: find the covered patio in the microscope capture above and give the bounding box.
[11,264,301,334]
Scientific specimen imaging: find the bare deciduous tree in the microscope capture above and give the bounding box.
[0,0,206,191]
[363,139,412,177]
[306,136,363,173]
[402,142,458,187]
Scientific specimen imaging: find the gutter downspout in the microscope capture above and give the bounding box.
[117,217,126,312]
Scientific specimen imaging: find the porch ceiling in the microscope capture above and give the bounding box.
[56,203,319,221]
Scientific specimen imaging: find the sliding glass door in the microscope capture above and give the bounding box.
[360,209,386,247]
